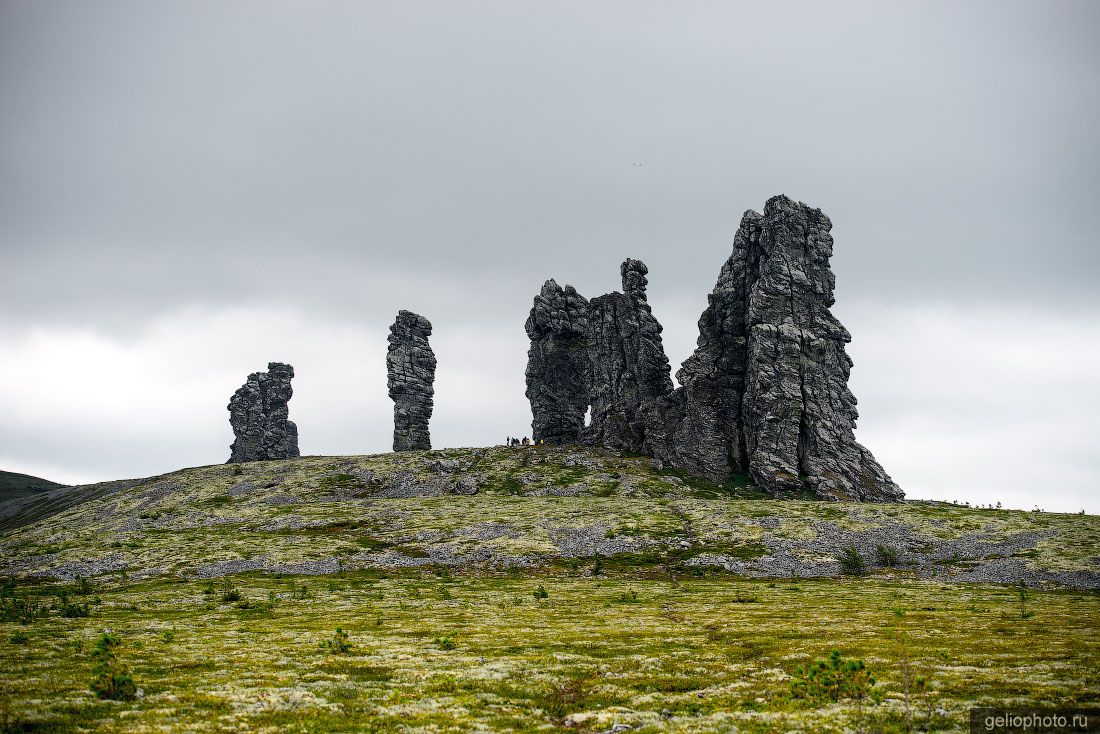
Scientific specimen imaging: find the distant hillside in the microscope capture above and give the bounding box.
[0,470,144,535]
[0,469,66,497]
[1,446,1097,588]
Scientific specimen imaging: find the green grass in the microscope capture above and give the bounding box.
[1,446,1098,732]
[318,473,362,490]
[0,573,1096,732]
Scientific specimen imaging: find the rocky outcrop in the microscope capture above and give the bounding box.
[520,196,898,500]
[525,280,590,444]
[584,259,674,452]
[387,310,436,452]
[227,362,299,463]
[644,195,901,501]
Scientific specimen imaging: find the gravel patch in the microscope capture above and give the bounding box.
[36,553,131,581]
[263,493,300,506]
[550,523,656,557]
[228,481,257,497]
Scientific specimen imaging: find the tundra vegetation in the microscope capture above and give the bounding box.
[0,447,1097,732]
[1,572,1097,732]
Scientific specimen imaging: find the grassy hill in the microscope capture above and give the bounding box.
[2,446,1096,586]
[0,469,65,498]
[1,446,1097,732]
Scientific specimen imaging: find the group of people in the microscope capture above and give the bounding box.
[505,436,544,447]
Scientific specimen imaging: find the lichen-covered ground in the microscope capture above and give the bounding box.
[2,447,1097,587]
[2,573,1097,732]
[1,447,1098,732]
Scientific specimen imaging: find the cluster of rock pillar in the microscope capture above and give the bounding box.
[227,310,438,462]
[524,195,902,502]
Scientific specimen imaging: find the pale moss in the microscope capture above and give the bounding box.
[2,448,1098,732]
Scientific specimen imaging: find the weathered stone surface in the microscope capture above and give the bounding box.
[643,214,761,482]
[584,259,673,452]
[285,420,300,458]
[524,280,590,444]
[745,197,900,500]
[387,310,436,452]
[227,362,299,463]
[644,195,902,501]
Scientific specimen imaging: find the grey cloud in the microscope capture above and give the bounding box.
[2,0,1099,334]
[1,1,1098,511]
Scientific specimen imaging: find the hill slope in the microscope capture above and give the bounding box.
[0,469,66,497]
[1,446,1098,733]
[2,446,1096,588]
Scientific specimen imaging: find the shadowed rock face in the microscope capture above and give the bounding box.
[645,195,902,501]
[285,421,300,459]
[525,280,590,444]
[227,362,299,463]
[584,259,674,453]
[643,216,761,483]
[387,310,436,452]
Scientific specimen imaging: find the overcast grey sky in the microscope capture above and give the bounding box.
[1,1,1097,511]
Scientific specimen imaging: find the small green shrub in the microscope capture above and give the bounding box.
[434,635,456,650]
[533,585,549,600]
[90,633,137,701]
[790,649,875,705]
[57,592,91,618]
[1017,580,1034,619]
[0,595,45,624]
[220,579,242,603]
[238,591,278,614]
[536,671,599,720]
[875,544,899,567]
[839,545,867,576]
[612,590,639,604]
[497,475,524,495]
[10,630,28,644]
[322,627,352,654]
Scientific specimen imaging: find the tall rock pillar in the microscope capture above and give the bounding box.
[584,259,673,452]
[387,310,436,451]
[227,362,299,463]
[524,280,590,444]
[645,195,901,501]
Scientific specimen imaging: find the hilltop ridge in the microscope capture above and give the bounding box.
[2,446,1096,589]
[0,469,66,498]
